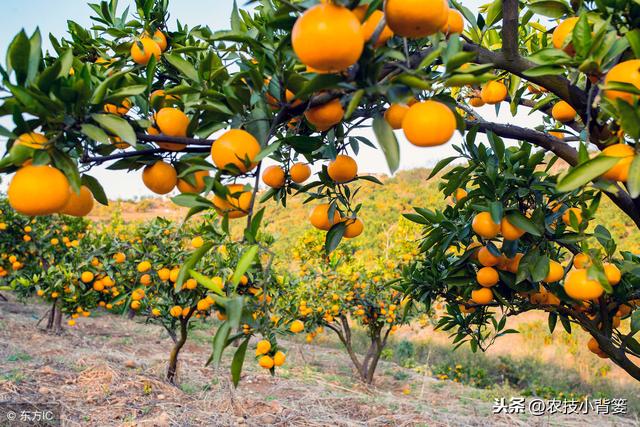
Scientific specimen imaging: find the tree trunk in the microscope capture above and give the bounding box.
[167,317,189,384]
[52,303,62,335]
[46,301,56,330]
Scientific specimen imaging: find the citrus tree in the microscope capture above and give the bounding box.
[1,0,640,383]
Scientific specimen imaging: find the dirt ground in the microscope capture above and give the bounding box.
[0,296,637,427]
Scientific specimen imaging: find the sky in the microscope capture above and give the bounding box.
[0,0,547,200]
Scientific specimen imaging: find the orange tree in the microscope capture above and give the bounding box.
[274,230,415,384]
[1,0,640,383]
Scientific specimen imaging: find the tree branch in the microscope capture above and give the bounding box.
[81,146,210,164]
[502,0,519,60]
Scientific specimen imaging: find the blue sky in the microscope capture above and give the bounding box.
[0,0,543,200]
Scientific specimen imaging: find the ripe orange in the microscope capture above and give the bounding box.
[476,267,499,287]
[131,37,161,65]
[543,260,565,283]
[158,268,171,281]
[258,355,275,369]
[81,271,94,283]
[138,261,151,273]
[603,262,621,285]
[142,161,177,194]
[551,101,577,123]
[573,253,591,269]
[384,103,410,129]
[291,3,364,72]
[552,17,578,52]
[290,319,305,333]
[453,188,467,202]
[361,10,394,48]
[600,144,634,182]
[16,132,48,149]
[60,185,94,217]
[290,163,312,183]
[327,154,357,183]
[343,217,364,238]
[156,108,190,137]
[150,89,179,107]
[564,269,604,300]
[170,305,182,318]
[114,252,126,263]
[262,165,286,188]
[152,30,168,51]
[212,184,252,219]
[8,165,71,216]
[471,212,500,239]
[304,99,345,131]
[402,101,456,147]
[273,351,286,366]
[471,287,493,305]
[500,217,525,240]
[480,81,507,104]
[549,131,565,139]
[177,170,209,193]
[603,60,640,104]
[562,207,583,228]
[477,247,500,267]
[441,9,464,34]
[309,203,341,231]
[211,129,261,174]
[469,97,484,107]
[384,0,449,38]
[256,340,271,355]
[104,98,132,115]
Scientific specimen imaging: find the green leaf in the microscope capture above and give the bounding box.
[626,29,640,59]
[231,337,250,387]
[528,0,571,18]
[627,155,640,198]
[50,150,81,193]
[80,124,109,144]
[208,322,231,368]
[485,0,502,26]
[556,156,620,192]
[295,75,343,100]
[506,211,542,236]
[325,222,346,255]
[164,53,199,82]
[428,156,458,179]
[92,114,136,145]
[632,310,640,334]
[548,312,558,333]
[90,69,130,104]
[572,13,591,57]
[344,89,364,120]
[231,245,258,289]
[81,174,108,206]
[254,141,281,162]
[226,296,244,330]
[177,242,214,291]
[27,28,42,84]
[189,270,224,296]
[171,194,215,208]
[230,0,248,33]
[372,116,400,174]
[522,65,565,77]
[616,99,640,140]
[7,30,30,85]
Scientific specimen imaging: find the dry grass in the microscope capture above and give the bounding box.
[1,296,638,426]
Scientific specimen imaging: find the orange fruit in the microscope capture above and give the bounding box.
[441,9,464,34]
[305,98,345,131]
[104,98,132,115]
[384,103,410,129]
[158,268,171,281]
[476,267,499,287]
[549,131,565,139]
[152,30,168,51]
[150,89,179,107]
[291,3,364,72]
[156,108,190,137]
[170,305,182,318]
[262,165,286,188]
[142,161,177,194]
[552,17,578,52]
[177,170,209,193]
[290,163,312,183]
[137,261,152,273]
[258,355,275,369]
[600,144,635,182]
[471,212,500,239]
[131,37,161,65]
[309,203,341,231]
[361,10,394,48]
[603,262,621,285]
[562,207,583,228]
[480,81,507,104]
[264,78,300,109]
[114,252,126,263]
[343,217,364,238]
[384,0,449,38]
[402,101,456,147]
[290,319,305,333]
[211,129,261,174]
[477,247,500,267]
[16,132,48,149]
[327,154,357,183]
[551,101,577,123]
[60,185,94,217]
[453,188,467,203]
[543,260,565,283]
[273,351,286,366]
[81,271,94,283]
[8,165,71,216]
[469,97,484,107]
[500,217,525,240]
[212,184,252,219]
[573,253,591,269]
[256,340,271,355]
[471,287,493,305]
[604,60,640,104]
[564,269,604,300]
